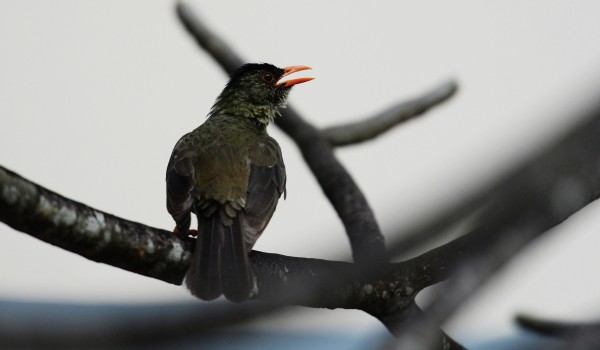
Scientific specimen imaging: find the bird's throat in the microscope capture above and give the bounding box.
[209,95,280,126]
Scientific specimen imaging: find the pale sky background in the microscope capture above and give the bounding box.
[2,0,600,348]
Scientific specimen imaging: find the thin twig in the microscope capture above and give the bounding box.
[517,314,600,349]
[516,314,598,337]
[322,81,458,147]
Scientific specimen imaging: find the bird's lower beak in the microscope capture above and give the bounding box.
[277,65,314,88]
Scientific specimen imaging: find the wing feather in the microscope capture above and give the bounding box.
[166,134,196,234]
[242,163,286,249]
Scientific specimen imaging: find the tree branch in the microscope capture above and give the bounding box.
[277,109,388,264]
[390,99,600,348]
[0,161,466,350]
[175,1,243,73]
[517,314,600,349]
[176,2,389,264]
[516,314,599,338]
[0,164,447,309]
[322,81,458,146]
[0,159,472,349]
[0,166,191,285]
[378,302,466,350]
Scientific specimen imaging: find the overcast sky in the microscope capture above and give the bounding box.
[2,0,600,347]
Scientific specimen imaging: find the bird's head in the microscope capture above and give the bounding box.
[209,63,313,126]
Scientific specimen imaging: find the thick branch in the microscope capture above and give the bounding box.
[0,164,463,350]
[0,166,191,285]
[0,163,471,350]
[0,166,458,348]
[0,163,462,350]
[322,81,458,146]
[176,2,387,264]
[0,164,440,311]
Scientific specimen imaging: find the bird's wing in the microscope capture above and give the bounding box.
[243,140,286,249]
[166,133,196,234]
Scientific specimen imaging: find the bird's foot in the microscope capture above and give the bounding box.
[173,227,198,237]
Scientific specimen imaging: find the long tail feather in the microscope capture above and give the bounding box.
[221,214,254,303]
[186,216,222,300]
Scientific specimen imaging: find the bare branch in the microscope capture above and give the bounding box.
[0,166,191,285]
[176,2,387,264]
[516,314,598,337]
[0,162,466,350]
[322,81,458,146]
[0,163,446,308]
[277,110,388,264]
[0,165,458,347]
[0,160,467,349]
[176,2,243,73]
[390,99,600,348]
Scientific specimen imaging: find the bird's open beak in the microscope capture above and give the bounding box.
[277,65,314,88]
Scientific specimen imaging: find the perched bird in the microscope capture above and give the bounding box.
[166,63,313,302]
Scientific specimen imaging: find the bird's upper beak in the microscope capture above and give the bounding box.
[276,66,314,88]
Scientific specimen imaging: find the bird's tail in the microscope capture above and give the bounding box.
[221,213,254,302]
[186,214,254,302]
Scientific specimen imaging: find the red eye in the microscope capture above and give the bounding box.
[262,72,274,83]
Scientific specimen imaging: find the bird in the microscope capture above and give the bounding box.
[166,63,313,302]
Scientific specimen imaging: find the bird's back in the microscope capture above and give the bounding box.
[190,115,282,225]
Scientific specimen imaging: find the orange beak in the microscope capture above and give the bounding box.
[276,65,314,88]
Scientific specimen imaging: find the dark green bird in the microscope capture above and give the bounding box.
[166,63,313,302]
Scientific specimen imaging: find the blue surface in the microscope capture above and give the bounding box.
[163,331,385,350]
[0,300,566,349]
[0,300,386,350]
